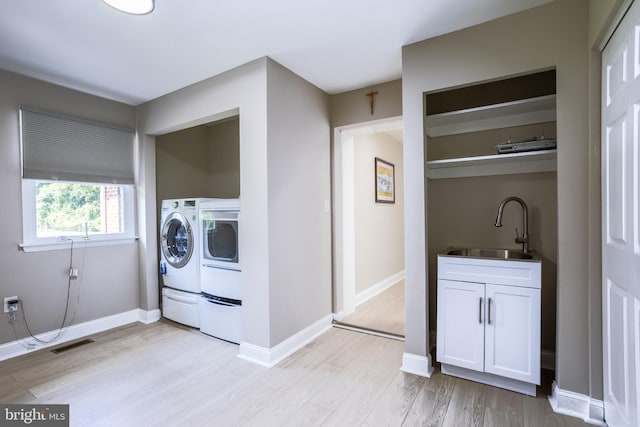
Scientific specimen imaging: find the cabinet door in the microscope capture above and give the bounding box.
[484,283,540,384]
[436,279,485,372]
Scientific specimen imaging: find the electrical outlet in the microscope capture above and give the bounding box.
[4,296,18,313]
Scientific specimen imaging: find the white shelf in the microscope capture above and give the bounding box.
[426,95,556,137]
[426,149,557,179]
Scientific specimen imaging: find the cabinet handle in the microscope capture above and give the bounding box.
[479,297,483,323]
[488,297,492,325]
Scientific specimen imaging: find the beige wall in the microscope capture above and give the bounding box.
[354,133,404,294]
[208,118,241,198]
[156,126,212,201]
[0,70,139,345]
[589,0,624,47]
[331,80,402,129]
[402,0,592,395]
[155,117,240,204]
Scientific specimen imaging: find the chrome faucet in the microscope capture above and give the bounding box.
[495,196,529,253]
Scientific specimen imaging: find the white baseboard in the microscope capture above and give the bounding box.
[0,308,160,361]
[138,308,161,324]
[401,352,434,378]
[355,271,404,306]
[333,310,347,321]
[548,382,606,426]
[237,314,333,368]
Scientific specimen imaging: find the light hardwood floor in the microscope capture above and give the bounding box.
[338,281,405,337]
[0,321,585,427]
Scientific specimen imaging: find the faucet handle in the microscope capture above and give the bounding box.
[515,227,528,244]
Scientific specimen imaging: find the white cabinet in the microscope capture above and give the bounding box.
[436,255,541,396]
[437,279,485,371]
[484,283,540,382]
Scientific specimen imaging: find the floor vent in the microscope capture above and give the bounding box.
[51,339,95,354]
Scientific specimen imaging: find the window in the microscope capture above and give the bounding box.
[22,180,135,247]
[19,106,136,250]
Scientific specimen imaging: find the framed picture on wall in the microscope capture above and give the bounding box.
[375,157,395,203]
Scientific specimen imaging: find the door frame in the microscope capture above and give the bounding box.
[331,116,403,320]
[601,1,640,425]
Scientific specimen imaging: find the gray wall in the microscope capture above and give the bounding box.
[331,80,402,129]
[266,59,332,345]
[354,133,404,294]
[137,57,331,350]
[402,0,594,396]
[207,118,241,198]
[0,70,139,345]
[137,58,269,346]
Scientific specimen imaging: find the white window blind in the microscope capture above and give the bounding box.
[20,106,135,184]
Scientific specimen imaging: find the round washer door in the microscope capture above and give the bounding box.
[161,212,194,268]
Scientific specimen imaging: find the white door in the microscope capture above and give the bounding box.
[484,283,540,385]
[436,279,485,372]
[602,1,640,425]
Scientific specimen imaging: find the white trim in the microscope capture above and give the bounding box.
[355,271,404,306]
[237,314,333,368]
[333,117,404,320]
[137,308,161,324]
[401,352,434,378]
[19,237,138,253]
[332,310,347,321]
[0,308,160,361]
[341,132,356,317]
[548,382,606,426]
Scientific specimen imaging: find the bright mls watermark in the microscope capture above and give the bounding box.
[1,404,68,426]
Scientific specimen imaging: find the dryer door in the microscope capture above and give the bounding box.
[161,212,194,268]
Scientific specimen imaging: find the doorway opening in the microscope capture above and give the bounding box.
[332,117,405,339]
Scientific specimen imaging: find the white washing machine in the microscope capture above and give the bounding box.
[160,198,211,327]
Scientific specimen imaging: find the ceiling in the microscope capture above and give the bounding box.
[0,0,552,106]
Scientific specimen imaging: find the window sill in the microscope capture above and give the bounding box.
[19,237,138,253]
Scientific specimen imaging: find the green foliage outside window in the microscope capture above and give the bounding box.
[36,182,101,236]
